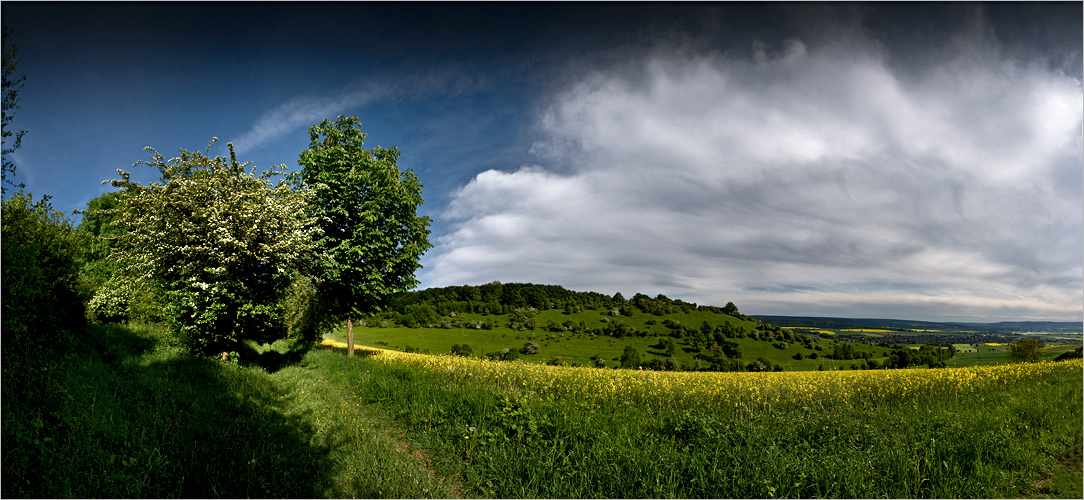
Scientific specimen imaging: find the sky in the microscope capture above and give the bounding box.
[2,1,1081,323]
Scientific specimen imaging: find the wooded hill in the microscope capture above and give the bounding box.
[351,283,952,372]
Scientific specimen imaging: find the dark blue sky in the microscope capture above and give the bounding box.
[3,2,1081,322]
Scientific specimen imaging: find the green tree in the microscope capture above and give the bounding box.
[663,337,676,356]
[106,140,317,356]
[2,191,86,491]
[292,116,432,356]
[2,28,27,195]
[1006,338,1046,363]
[77,191,150,323]
[619,345,642,368]
[450,343,473,357]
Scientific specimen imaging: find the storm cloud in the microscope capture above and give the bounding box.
[423,13,1082,322]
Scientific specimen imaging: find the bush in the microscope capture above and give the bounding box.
[520,342,540,355]
[450,344,473,357]
[2,191,88,496]
[486,348,519,362]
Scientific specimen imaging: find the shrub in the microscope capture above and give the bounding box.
[2,191,87,496]
[450,344,473,357]
[486,348,519,362]
[520,342,540,355]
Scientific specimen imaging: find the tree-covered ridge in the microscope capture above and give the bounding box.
[349,282,970,373]
[385,282,748,322]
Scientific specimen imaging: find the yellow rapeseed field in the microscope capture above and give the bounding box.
[319,339,1080,412]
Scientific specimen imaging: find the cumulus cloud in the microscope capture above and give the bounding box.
[423,29,1082,321]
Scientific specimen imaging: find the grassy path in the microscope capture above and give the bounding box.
[272,357,460,498]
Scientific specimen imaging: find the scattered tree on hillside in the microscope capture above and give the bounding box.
[292,116,432,356]
[450,344,473,357]
[619,345,642,368]
[520,341,540,355]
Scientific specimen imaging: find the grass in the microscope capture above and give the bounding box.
[314,342,1084,498]
[7,321,1081,498]
[4,323,452,498]
[946,343,1083,367]
[327,317,896,371]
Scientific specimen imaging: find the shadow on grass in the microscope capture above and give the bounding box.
[10,323,336,498]
[235,338,314,373]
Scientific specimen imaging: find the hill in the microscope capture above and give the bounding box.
[976,320,1083,332]
[333,283,951,371]
[753,315,1082,333]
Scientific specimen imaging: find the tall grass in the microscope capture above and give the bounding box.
[8,322,1080,498]
[6,323,450,498]
[313,343,1083,498]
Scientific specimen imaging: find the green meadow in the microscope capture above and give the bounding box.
[327,305,898,372]
[10,321,1081,498]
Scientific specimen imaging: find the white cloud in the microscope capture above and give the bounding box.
[232,68,491,154]
[423,34,1083,321]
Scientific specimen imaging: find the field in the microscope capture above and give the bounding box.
[327,308,899,372]
[945,343,1082,367]
[10,322,1082,498]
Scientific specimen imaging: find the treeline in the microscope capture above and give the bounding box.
[875,332,1021,346]
[381,282,751,327]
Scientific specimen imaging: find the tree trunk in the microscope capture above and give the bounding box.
[347,317,355,357]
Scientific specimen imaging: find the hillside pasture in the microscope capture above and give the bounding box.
[327,317,895,372]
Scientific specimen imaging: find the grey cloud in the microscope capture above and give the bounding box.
[423,16,1082,322]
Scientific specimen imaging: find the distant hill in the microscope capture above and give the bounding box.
[752,315,1082,333]
[973,321,1083,332]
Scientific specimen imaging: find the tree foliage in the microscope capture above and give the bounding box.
[76,191,150,323]
[1006,338,1045,363]
[620,345,642,368]
[1,191,86,468]
[291,115,432,355]
[520,342,541,355]
[104,140,317,355]
[2,28,27,195]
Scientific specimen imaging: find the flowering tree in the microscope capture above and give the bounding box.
[292,116,432,356]
[104,140,317,356]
